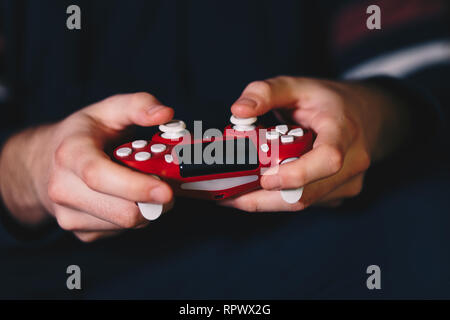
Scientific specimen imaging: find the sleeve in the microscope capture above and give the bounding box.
[328,0,450,150]
[0,3,63,247]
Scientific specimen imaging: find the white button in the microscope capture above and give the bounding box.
[288,128,304,137]
[116,147,132,157]
[161,129,189,140]
[281,135,294,144]
[164,154,173,163]
[230,115,257,126]
[233,125,256,132]
[275,125,289,135]
[159,120,186,133]
[138,202,163,221]
[279,157,303,204]
[260,143,269,152]
[151,144,167,153]
[266,130,280,140]
[135,152,151,161]
[131,140,148,149]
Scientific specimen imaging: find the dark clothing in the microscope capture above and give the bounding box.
[0,0,449,298]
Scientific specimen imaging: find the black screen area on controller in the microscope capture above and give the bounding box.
[175,138,259,178]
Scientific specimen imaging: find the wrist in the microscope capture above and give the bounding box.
[0,125,53,226]
[346,80,412,162]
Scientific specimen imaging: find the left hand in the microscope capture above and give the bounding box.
[220,76,410,212]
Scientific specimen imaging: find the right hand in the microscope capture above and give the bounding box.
[0,93,174,242]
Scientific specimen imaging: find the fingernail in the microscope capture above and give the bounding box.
[149,186,168,203]
[236,98,257,109]
[147,104,166,115]
[261,175,281,190]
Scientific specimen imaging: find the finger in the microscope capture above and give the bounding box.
[84,92,174,130]
[261,115,357,190]
[220,189,305,212]
[54,204,136,232]
[73,230,121,243]
[224,144,368,212]
[281,147,367,207]
[220,178,343,213]
[231,76,301,118]
[55,138,173,203]
[261,143,345,190]
[313,200,344,208]
[48,169,154,227]
[315,174,365,203]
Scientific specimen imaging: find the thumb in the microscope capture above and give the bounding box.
[231,76,300,118]
[84,92,174,130]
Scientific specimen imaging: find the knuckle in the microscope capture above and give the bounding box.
[290,201,307,212]
[246,80,272,99]
[348,180,364,197]
[272,75,293,85]
[54,136,87,167]
[238,199,258,213]
[75,232,100,243]
[358,150,371,172]
[346,175,365,198]
[81,160,100,189]
[54,139,73,166]
[47,176,63,204]
[324,145,344,174]
[345,115,359,140]
[56,213,76,231]
[130,92,156,106]
[116,211,142,229]
[105,94,123,103]
[289,169,307,188]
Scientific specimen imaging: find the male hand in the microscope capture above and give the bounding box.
[0,93,174,242]
[222,76,410,212]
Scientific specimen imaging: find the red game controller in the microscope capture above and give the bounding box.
[113,116,313,220]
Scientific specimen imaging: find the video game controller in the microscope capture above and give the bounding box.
[113,116,314,220]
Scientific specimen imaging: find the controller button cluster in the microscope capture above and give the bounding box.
[116,141,171,162]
